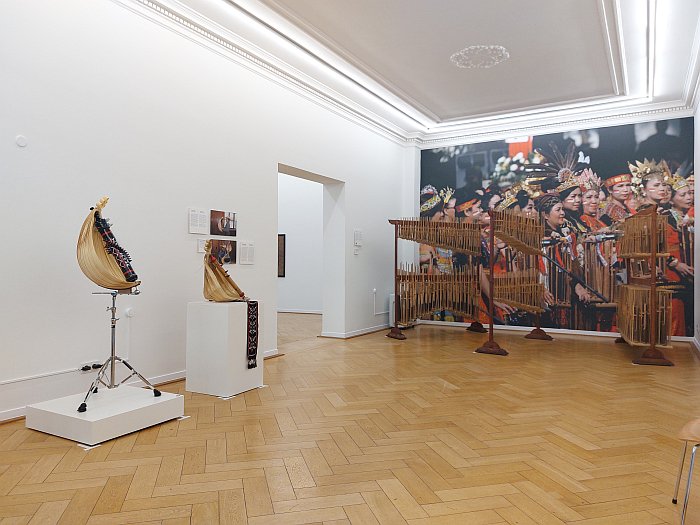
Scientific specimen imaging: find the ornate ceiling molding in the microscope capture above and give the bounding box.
[112,0,698,149]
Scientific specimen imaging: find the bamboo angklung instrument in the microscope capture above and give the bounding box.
[387,218,481,340]
[491,209,551,342]
[475,210,509,355]
[615,206,673,366]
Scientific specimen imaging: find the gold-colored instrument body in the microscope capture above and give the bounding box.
[76,197,140,291]
[203,240,246,302]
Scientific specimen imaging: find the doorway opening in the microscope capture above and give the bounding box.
[276,163,345,350]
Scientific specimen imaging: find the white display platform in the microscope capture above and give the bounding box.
[186,301,263,397]
[25,385,184,446]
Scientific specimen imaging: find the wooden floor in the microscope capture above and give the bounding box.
[3,319,700,524]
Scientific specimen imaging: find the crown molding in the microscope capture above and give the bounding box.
[417,104,695,148]
[109,0,416,145]
[109,0,698,149]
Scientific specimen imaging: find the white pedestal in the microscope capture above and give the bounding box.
[186,301,264,397]
[25,386,184,446]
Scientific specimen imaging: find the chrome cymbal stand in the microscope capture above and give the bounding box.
[77,289,160,412]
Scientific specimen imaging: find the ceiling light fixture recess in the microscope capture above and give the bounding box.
[450,45,510,69]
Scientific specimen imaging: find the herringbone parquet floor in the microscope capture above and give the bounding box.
[3,315,700,524]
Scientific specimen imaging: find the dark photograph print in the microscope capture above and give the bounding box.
[210,210,237,236]
[211,239,236,265]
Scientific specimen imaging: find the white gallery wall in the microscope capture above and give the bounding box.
[277,174,323,313]
[0,0,413,419]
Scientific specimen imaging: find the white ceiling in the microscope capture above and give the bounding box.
[254,0,625,123]
[162,0,700,142]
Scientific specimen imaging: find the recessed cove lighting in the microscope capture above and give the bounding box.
[450,45,510,69]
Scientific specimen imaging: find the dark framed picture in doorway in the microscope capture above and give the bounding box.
[277,234,286,277]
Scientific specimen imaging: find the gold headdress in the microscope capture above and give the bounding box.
[628,159,671,197]
[628,159,671,184]
[495,182,525,211]
[556,174,580,195]
[440,187,455,205]
[420,185,454,213]
[578,168,601,192]
[669,171,689,192]
[419,185,440,213]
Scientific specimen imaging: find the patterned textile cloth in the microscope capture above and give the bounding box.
[247,300,258,369]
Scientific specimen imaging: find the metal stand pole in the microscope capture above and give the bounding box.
[78,289,161,413]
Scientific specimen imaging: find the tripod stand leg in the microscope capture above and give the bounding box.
[77,358,111,412]
[120,359,161,396]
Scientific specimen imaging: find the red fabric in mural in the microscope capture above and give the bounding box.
[508,137,533,158]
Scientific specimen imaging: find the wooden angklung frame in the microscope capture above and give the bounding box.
[476,209,548,355]
[387,218,481,340]
[615,205,674,366]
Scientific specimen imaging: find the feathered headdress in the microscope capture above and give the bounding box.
[525,142,587,195]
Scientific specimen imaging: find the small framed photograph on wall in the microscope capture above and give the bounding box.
[211,239,236,265]
[278,234,286,277]
[210,210,237,236]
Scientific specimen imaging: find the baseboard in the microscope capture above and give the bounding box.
[277,309,322,315]
[263,349,279,358]
[0,407,26,423]
[416,320,698,343]
[692,337,700,356]
[321,323,389,339]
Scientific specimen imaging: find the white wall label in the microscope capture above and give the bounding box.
[188,208,208,234]
[197,238,207,253]
[239,241,255,265]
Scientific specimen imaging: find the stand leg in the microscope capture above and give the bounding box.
[386,327,406,340]
[674,441,688,504]
[119,358,161,396]
[475,340,508,356]
[681,444,699,525]
[633,347,674,366]
[466,321,487,333]
[525,314,552,340]
[77,357,111,412]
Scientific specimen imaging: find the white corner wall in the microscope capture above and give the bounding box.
[277,174,323,313]
[0,0,413,419]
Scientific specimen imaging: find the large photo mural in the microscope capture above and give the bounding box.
[420,118,694,334]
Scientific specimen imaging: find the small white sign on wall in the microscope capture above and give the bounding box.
[188,208,208,235]
[239,241,255,265]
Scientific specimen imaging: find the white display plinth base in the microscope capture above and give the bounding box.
[25,386,184,446]
[186,301,263,397]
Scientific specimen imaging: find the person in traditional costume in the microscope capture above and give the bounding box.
[419,185,456,275]
[418,185,460,321]
[630,160,689,336]
[600,172,635,226]
[629,158,671,209]
[579,168,606,232]
[453,187,482,221]
[474,188,517,323]
[537,194,592,329]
